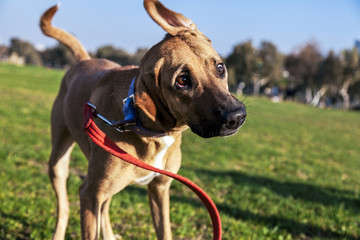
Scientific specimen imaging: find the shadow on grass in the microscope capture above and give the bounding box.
[187,167,360,211]
[123,167,359,239]
[0,211,31,239]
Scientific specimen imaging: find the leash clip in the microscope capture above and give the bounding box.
[86,102,136,133]
[112,120,136,133]
[87,102,98,115]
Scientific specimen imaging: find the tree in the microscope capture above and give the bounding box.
[132,48,148,65]
[9,38,42,65]
[226,40,257,93]
[0,45,9,60]
[95,45,133,66]
[253,41,283,96]
[41,43,77,68]
[312,51,342,106]
[226,40,283,95]
[339,48,360,109]
[285,43,322,103]
[348,80,360,105]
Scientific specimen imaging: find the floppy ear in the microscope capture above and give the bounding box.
[134,58,162,122]
[134,81,157,122]
[144,0,197,35]
[134,60,177,131]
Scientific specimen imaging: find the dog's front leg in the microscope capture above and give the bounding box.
[79,181,103,240]
[101,197,116,240]
[148,176,173,240]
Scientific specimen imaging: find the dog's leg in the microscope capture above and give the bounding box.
[79,180,103,240]
[148,177,173,240]
[49,141,74,240]
[101,197,116,240]
[48,102,75,240]
[79,155,116,240]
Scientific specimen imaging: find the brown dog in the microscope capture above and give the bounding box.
[40,1,246,239]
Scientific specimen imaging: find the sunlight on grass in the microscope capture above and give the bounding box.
[1,63,359,239]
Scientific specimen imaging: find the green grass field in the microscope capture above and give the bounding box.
[0,62,359,239]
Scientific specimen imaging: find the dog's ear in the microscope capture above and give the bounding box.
[135,60,177,131]
[134,59,161,122]
[134,83,157,122]
[144,0,196,35]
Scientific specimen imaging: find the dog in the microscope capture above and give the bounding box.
[40,1,246,239]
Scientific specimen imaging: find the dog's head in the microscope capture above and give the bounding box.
[135,0,246,138]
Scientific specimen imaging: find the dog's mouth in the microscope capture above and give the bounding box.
[189,107,246,138]
[189,122,245,138]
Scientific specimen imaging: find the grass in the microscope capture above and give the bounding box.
[0,62,359,239]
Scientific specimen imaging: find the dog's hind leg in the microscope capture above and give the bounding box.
[49,141,74,240]
[48,98,75,240]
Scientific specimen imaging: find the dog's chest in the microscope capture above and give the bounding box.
[134,136,175,185]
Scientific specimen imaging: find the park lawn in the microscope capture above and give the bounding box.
[0,63,359,239]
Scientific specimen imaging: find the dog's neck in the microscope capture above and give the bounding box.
[137,109,188,136]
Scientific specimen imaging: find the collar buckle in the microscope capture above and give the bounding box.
[122,94,135,105]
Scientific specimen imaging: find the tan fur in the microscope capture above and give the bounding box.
[40,1,246,239]
[40,5,90,61]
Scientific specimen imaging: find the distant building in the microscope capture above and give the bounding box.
[8,52,25,66]
[355,39,360,51]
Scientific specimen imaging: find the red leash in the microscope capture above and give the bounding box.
[83,104,222,240]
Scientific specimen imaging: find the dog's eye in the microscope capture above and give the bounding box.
[217,63,225,76]
[175,75,190,89]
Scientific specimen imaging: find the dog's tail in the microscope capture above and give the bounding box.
[40,4,91,62]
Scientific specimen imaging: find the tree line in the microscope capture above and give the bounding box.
[226,40,360,110]
[1,37,359,109]
[1,38,147,69]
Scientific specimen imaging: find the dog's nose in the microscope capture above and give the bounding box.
[224,108,246,130]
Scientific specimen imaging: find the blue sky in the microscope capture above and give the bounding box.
[0,0,359,56]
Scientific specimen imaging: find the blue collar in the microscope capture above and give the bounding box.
[86,77,166,138]
[122,77,137,122]
[121,77,166,137]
